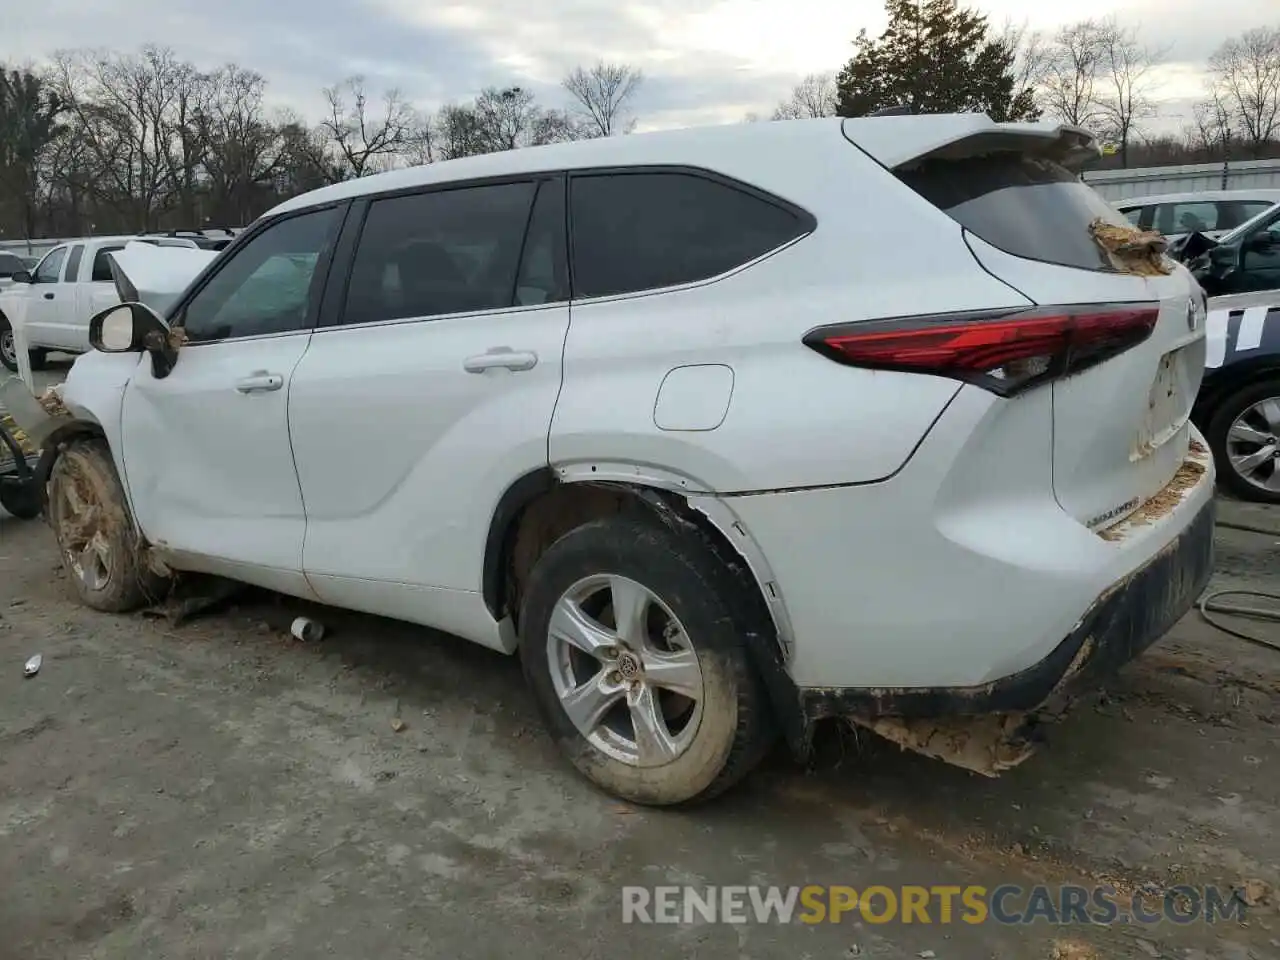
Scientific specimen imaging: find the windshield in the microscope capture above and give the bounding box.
[1218,201,1280,245]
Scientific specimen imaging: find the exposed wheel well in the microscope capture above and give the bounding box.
[483,474,806,752]
[34,420,109,512]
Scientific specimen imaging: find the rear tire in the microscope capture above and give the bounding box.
[519,512,773,806]
[1206,377,1280,504]
[48,440,167,612]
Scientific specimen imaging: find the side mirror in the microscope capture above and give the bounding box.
[88,302,178,379]
[11,270,31,284]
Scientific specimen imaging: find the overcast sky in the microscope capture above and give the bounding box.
[2,0,1275,135]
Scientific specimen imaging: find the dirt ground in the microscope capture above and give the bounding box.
[2,495,1280,959]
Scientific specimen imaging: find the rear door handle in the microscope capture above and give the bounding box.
[463,349,538,373]
[235,371,284,394]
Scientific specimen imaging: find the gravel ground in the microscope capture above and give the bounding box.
[0,373,1278,958]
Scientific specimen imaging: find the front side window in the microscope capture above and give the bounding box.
[343,180,539,325]
[569,171,809,299]
[178,206,341,342]
[33,247,67,284]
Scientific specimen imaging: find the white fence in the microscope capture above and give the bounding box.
[1083,159,1280,201]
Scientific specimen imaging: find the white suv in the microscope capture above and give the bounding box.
[18,115,1215,805]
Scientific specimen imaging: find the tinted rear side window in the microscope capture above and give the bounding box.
[343,181,537,325]
[896,153,1127,272]
[569,171,809,298]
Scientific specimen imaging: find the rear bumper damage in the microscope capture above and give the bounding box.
[798,494,1216,775]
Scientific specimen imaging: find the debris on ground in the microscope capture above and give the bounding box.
[1090,219,1173,276]
[36,385,67,419]
[848,712,1035,777]
[1132,937,1160,957]
[390,718,406,733]
[1049,940,1097,960]
[144,577,245,626]
[23,653,41,678]
[1236,878,1273,907]
[290,616,325,642]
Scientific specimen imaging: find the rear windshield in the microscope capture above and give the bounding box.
[896,152,1127,272]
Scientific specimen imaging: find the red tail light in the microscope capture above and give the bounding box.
[802,303,1160,398]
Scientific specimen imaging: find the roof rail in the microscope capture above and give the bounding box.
[868,105,912,117]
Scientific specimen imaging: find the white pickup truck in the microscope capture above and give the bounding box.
[0,234,218,372]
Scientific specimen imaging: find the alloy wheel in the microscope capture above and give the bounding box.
[546,573,705,768]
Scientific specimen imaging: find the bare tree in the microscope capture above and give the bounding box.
[1000,19,1051,116]
[1094,18,1166,167]
[1208,27,1280,158]
[1191,86,1234,157]
[319,76,416,178]
[562,61,643,137]
[50,47,197,230]
[771,73,838,120]
[1040,20,1108,129]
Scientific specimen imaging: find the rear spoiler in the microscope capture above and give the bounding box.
[842,115,1101,173]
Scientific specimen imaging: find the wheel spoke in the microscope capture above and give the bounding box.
[641,647,702,699]
[1229,421,1273,445]
[560,668,623,734]
[549,596,616,658]
[608,576,649,646]
[1232,445,1276,475]
[628,685,680,765]
[1260,399,1280,432]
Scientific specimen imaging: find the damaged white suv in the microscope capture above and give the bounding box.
[16,115,1214,805]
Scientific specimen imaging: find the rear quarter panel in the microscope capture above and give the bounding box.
[550,135,1036,492]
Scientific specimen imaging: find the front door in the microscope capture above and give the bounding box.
[287,177,570,639]
[22,244,68,349]
[119,204,347,594]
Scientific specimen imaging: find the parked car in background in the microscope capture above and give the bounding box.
[0,251,28,287]
[0,234,208,372]
[1184,200,1280,502]
[1115,190,1280,244]
[15,114,1214,806]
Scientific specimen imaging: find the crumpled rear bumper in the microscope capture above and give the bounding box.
[798,495,1215,774]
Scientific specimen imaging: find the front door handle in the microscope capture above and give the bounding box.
[463,348,538,373]
[235,371,284,394]
[42,292,54,300]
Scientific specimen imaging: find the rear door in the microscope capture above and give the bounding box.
[893,148,1203,531]
[288,175,571,607]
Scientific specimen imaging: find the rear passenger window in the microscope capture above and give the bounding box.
[569,171,809,299]
[343,181,538,325]
[92,246,125,282]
